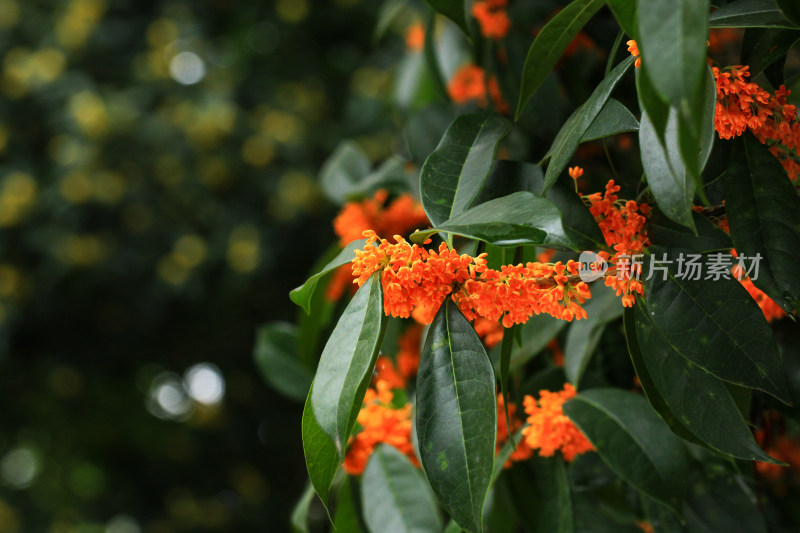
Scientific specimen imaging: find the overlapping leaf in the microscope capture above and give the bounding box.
[709,0,799,28]
[290,239,367,315]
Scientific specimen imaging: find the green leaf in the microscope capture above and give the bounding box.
[361,445,443,533]
[253,323,312,402]
[498,323,515,451]
[639,68,716,230]
[633,303,779,463]
[542,56,635,192]
[420,112,511,226]
[423,14,448,102]
[310,274,388,458]
[425,0,469,36]
[320,141,372,205]
[505,457,575,533]
[516,0,606,119]
[638,0,709,108]
[290,482,315,533]
[684,470,768,533]
[740,28,800,82]
[564,284,624,387]
[334,478,365,532]
[416,298,496,533]
[296,246,339,367]
[581,98,640,142]
[413,191,574,249]
[643,246,790,402]
[290,239,367,315]
[478,161,605,251]
[510,313,567,370]
[647,211,732,253]
[722,133,800,314]
[302,388,340,509]
[564,388,689,512]
[776,0,800,25]
[374,0,406,43]
[709,0,799,28]
[607,0,638,36]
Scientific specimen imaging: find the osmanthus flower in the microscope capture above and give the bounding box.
[627,40,641,68]
[447,64,509,114]
[395,324,422,379]
[755,426,800,481]
[583,179,650,307]
[495,394,533,467]
[474,317,504,349]
[522,384,594,462]
[373,356,407,389]
[343,380,417,475]
[351,230,592,326]
[405,23,425,52]
[472,0,511,40]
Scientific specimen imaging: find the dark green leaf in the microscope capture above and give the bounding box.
[636,61,671,143]
[516,0,606,119]
[420,112,511,226]
[413,191,574,248]
[709,0,798,28]
[542,56,635,192]
[722,133,800,314]
[334,478,365,532]
[581,98,640,142]
[638,0,709,107]
[776,0,800,26]
[607,0,638,36]
[310,274,388,458]
[510,313,567,370]
[643,246,790,402]
[253,323,312,402]
[479,161,605,251]
[647,211,732,252]
[564,284,624,387]
[423,14,448,101]
[290,239,367,315]
[741,28,800,83]
[506,457,575,533]
[296,244,340,367]
[633,303,779,462]
[425,0,469,36]
[499,323,515,453]
[361,445,443,533]
[320,141,371,205]
[416,299,496,533]
[302,388,340,509]
[564,389,689,512]
[684,470,768,533]
[291,482,315,533]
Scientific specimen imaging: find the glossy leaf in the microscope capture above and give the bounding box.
[722,134,800,314]
[290,239,367,315]
[643,246,790,402]
[647,211,732,253]
[310,274,388,457]
[516,0,606,119]
[634,303,779,463]
[607,0,638,36]
[416,299,496,533]
[506,457,575,533]
[334,479,365,532]
[564,388,689,512]
[740,28,800,82]
[253,323,312,402]
[420,112,511,226]
[638,0,709,107]
[581,98,639,142]
[361,445,443,533]
[709,0,799,28]
[302,388,340,509]
[542,56,634,192]
[425,0,469,36]
[320,141,372,205]
[776,0,800,26]
[413,191,574,249]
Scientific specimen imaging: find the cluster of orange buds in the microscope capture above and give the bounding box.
[755,427,800,481]
[343,380,417,475]
[474,317,505,348]
[405,23,425,52]
[626,40,641,68]
[352,230,592,326]
[522,383,595,462]
[447,64,509,114]
[472,0,511,40]
[583,179,651,307]
[495,394,533,467]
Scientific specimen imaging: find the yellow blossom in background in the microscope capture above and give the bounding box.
[276,0,308,23]
[56,234,108,266]
[56,0,106,49]
[69,91,109,138]
[0,0,20,28]
[0,172,36,227]
[227,225,260,274]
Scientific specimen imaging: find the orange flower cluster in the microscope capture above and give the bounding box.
[472,0,510,40]
[627,40,641,69]
[755,428,800,481]
[343,380,417,475]
[521,383,594,461]
[405,23,425,52]
[707,28,741,54]
[352,230,592,326]
[584,180,651,307]
[713,65,800,181]
[373,356,407,389]
[333,189,428,247]
[447,65,509,114]
[496,394,533,467]
[373,325,423,388]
